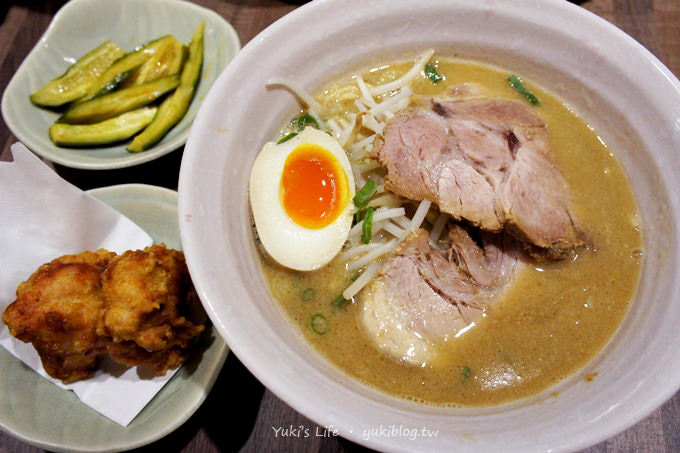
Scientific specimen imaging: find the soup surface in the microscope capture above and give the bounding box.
[256,55,642,406]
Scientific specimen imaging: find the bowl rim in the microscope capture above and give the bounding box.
[178,0,680,451]
[0,0,240,170]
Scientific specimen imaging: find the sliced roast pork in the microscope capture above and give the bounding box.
[375,98,584,256]
[360,227,522,366]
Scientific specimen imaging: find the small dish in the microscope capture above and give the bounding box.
[1,0,240,170]
[0,184,229,452]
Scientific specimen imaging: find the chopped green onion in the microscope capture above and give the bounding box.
[310,313,329,335]
[350,271,362,281]
[353,180,378,210]
[277,132,298,144]
[300,287,315,302]
[461,365,472,383]
[424,64,443,84]
[507,75,540,106]
[331,294,349,310]
[290,113,320,131]
[361,206,375,244]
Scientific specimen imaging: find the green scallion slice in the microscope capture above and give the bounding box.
[301,287,315,302]
[277,132,298,144]
[331,294,349,310]
[291,113,320,131]
[361,206,375,244]
[424,64,443,84]
[461,365,472,383]
[310,313,329,335]
[507,75,540,106]
[353,180,378,210]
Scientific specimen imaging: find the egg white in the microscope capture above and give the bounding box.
[249,127,356,271]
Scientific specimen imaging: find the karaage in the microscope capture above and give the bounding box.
[97,245,204,374]
[2,244,205,383]
[2,249,114,382]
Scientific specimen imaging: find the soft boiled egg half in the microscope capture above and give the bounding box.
[249,126,356,271]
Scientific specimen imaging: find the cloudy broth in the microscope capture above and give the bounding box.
[257,56,641,406]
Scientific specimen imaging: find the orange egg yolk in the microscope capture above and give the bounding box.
[280,144,349,230]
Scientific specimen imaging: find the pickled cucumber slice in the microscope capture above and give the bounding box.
[49,107,157,147]
[78,36,175,102]
[127,23,204,152]
[29,41,125,107]
[123,36,187,87]
[59,74,179,124]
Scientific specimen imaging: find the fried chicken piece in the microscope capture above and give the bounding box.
[3,244,205,382]
[97,244,204,375]
[2,250,114,383]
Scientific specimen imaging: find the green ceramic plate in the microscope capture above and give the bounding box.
[1,0,240,170]
[0,184,229,452]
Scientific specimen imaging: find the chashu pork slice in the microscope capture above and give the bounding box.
[375,98,585,256]
[360,227,522,366]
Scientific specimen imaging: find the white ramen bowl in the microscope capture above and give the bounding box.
[178,0,680,451]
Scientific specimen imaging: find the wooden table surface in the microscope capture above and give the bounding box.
[0,1,678,452]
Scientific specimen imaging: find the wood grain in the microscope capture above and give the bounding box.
[0,1,678,452]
